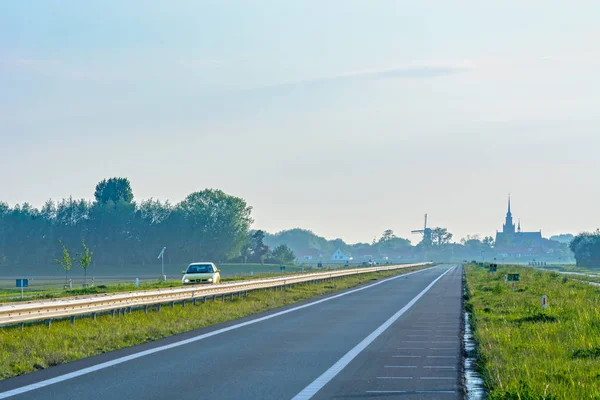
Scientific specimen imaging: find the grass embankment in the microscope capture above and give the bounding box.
[465,264,600,399]
[0,265,427,380]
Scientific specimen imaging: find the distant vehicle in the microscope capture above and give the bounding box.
[182,262,221,285]
[369,260,377,266]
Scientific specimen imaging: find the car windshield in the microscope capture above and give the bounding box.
[187,265,213,274]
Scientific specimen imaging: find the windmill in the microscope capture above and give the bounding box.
[411,214,433,245]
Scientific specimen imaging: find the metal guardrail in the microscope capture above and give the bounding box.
[0,263,430,327]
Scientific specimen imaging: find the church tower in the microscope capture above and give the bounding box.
[503,195,515,234]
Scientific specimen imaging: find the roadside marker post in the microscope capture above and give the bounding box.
[504,274,507,284]
[542,295,547,309]
[157,247,166,281]
[135,278,139,288]
[16,279,28,299]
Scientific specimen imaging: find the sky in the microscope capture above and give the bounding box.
[1,1,599,244]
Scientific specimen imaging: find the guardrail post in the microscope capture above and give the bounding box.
[202,297,206,303]
[127,307,132,314]
[193,298,197,306]
[212,295,216,301]
[110,310,115,318]
[45,319,51,328]
[221,295,225,302]
[92,312,97,320]
[181,300,185,307]
[230,293,233,301]
[244,290,247,297]
[70,316,75,325]
[121,308,125,316]
[170,302,174,309]
[19,322,24,331]
[144,306,148,314]
[157,304,161,312]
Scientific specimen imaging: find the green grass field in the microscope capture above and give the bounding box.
[0,265,427,380]
[465,264,600,399]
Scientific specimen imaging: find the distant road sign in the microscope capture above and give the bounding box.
[489,264,497,273]
[280,266,286,271]
[507,273,520,282]
[16,279,28,288]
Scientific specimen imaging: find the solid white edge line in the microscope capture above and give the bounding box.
[291,265,456,400]
[0,265,442,399]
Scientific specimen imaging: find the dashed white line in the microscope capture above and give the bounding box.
[376,377,413,380]
[421,377,456,380]
[427,355,457,359]
[384,366,417,368]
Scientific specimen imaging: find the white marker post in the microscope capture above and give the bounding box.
[542,295,547,309]
[157,247,166,281]
[504,274,507,284]
[135,278,139,288]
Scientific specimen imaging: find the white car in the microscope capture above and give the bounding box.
[181,262,221,285]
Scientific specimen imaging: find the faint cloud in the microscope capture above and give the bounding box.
[242,61,474,94]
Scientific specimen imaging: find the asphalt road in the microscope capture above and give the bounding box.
[0,264,463,400]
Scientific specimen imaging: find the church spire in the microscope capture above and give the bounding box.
[503,194,515,234]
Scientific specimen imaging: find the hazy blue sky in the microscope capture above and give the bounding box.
[1,1,599,243]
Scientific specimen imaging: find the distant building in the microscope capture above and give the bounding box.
[331,248,350,261]
[495,196,543,255]
[295,248,324,262]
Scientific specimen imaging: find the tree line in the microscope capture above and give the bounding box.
[0,178,271,268]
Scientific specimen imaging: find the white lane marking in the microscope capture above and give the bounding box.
[421,377,456,380]
[431,348,456,350]
[376,377,413,380]
[367,391,456,394]
[0,265,442,400]
[384,366,417,368]
[424,366,456,369]
[292,266,455,400]
[396,347,424,350]
[427,356,457,359]
[393,355,421,358]
[405,335,456,338]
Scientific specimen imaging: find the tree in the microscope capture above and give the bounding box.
[176,189,253,262]
[250,230,269,263]
[431,227,453,246]
[271,244,296,264]
[380,229,397,242]
[482,236,495,248]
[94,178,134,204]
[570,230,600,269]
[53,240,73,285]
[77,238,93,286]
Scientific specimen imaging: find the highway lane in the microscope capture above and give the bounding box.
[0,264,461,400]
[308,265,463,399]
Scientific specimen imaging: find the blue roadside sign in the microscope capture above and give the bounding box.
[280,266,286,271]
[16,279,28,288]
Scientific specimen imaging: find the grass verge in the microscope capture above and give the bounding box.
[465,264,600,399]
[0,265,427,381]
